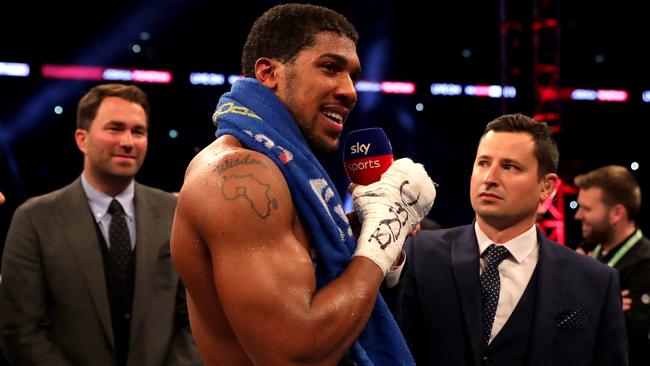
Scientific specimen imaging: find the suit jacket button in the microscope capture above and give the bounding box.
[124,313,131,320]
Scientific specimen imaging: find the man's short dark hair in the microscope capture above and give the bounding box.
[483,113,559,178]
[242,3,358,78]
[77,83,150,130]
[574,165,641,221]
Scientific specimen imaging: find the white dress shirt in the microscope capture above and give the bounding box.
[81,173,136,249]
[475,222,539,343]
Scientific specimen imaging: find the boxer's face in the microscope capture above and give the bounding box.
[277,32,360,154]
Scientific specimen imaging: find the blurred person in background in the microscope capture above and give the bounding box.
[574,165,650,366]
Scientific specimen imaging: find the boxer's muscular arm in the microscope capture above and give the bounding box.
[177,149,382,365]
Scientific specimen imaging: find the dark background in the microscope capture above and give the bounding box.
[1,0,648,258]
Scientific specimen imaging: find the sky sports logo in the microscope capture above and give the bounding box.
[345,159,381,172]
[349,142,371,155]
[343,128,393,185]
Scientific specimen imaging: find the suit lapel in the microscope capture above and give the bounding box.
[528,230,566,366]
[451,225,483,361]
[129,183,161,341]
[55,178,114,345]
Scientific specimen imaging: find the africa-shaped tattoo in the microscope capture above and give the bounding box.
[222,174,278,219]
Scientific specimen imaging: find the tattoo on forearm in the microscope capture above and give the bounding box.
[221,174,278,219]
[214,155,266,174]
[368,180,418,249]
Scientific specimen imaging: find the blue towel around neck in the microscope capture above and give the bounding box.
[213,78,414,365]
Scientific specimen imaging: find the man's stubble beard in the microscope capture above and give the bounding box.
[283,71,339,155]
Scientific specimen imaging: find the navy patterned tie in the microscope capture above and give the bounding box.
[108,199,132,281]
[480,244,510,345]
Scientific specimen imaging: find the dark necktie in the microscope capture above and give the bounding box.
[108,199,133,281]
[480,244,510,345]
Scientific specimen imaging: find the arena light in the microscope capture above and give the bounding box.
[597,89,628,102]
[103,68,133,81]
[570,89,597,101]
[132,69,172,83]
[381,81,416,95]
[430,83,462,96]
[570,88,628,102]
[351,81,415,94]
[42,64,104,80]
[103,68,172,83]
[189,72,225,86]
[0,62,30,77]
[503,86,517,98]
[355,81,382,92]
[643,91,650,103]
[42,64,172,84]
[228,74,244,85]
[463,84,516,99]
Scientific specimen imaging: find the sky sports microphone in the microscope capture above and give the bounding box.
[343,127,393,185]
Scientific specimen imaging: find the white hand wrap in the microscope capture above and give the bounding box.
[352,158,436,274]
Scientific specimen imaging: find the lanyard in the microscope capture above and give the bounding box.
[591,229,643,267]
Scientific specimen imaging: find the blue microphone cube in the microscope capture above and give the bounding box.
[343,127,393,185]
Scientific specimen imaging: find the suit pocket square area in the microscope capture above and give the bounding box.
[556,306,591,329]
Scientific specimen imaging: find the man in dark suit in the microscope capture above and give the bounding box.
[396,114,628,365]
[0,84,200,366]
[574,165,650,366]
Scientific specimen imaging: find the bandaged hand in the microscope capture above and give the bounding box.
[351,158,436,274]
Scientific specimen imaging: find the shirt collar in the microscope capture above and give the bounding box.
[81,173,135,222]
[475,222,538,264]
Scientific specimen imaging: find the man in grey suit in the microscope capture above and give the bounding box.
[0,84,201,366]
